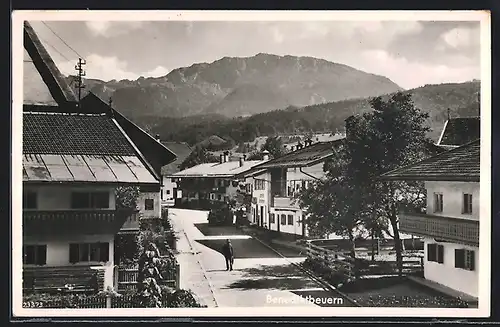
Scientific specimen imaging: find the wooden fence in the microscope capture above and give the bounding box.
[306,242,356,279]
[305,241,423,279]
[116,263,180,291]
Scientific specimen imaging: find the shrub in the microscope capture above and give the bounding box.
[167,289,206,308]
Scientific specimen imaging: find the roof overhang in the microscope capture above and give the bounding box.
[379,174,480,182]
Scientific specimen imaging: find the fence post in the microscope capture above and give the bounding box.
[106,295,112,309]
[175,263,181,290]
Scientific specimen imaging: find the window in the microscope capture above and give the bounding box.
[270,213,275,224]
[166,190,171,195]
[23,245,46,265]
[23,190,37,209]
[427,243,444,264]
[144,199,154,211]
[280,214,286,225]
[71,192,109,209]
[287,214,294,225]
[254,179,265,191]
[455,249,475,271]
[433,193,443,213]
[224,180,230,187]
[171,178,176,183]
[69,243,109,263]
[463,193,473,214]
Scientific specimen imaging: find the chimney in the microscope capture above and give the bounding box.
[262,150,270,161]
[220,154,224,164]
[224,151,229,163]
[239,156,244,167]
[155,134,161,141]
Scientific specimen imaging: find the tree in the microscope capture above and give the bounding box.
[343,92,431,275]
[179,146,218,170]
[261,136,285,159]
[298,92,431,275]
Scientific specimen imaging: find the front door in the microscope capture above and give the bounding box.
[260,206,264,228]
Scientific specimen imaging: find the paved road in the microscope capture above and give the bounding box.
[169,208,349,308]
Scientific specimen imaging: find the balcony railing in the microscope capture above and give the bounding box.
[23,209,132,236]
[272,196,299,209]
[399,212,479,246]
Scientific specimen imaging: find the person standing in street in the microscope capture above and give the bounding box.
[222,239,234,271]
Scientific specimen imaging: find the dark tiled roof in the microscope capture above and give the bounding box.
[253,139,343,169]
[160,142,193,175]
[23,112,137,156]
[438,117,480,146]
[381,139,480,182]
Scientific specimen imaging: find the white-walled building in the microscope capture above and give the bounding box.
[381,139,480,299]
[22,21,176,292]
[170,153,267,209]
[237,140,343,238]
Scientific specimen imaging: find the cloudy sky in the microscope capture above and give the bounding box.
[28,19,481,89]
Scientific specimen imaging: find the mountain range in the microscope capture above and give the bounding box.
[66,53,403,118]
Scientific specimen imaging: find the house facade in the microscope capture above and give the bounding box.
[381,140,480,298]
[170,154,266,209]
[159,141,193,207]
[22,21,176,292]
[238,140,342,238]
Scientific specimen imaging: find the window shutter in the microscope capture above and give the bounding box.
[37,245,47,265]
[99,242,109,262]
[437,245,444,264]
[427,244,434,262]
[469,250,475,271]
[455,249,465,268]
[69,243,79,264]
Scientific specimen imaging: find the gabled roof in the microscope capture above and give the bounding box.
[160,142,193,175]
[437,117,480,147]
[380,139,480,182]
[23,112,159,185]
[79,93,177,175]
[23,21,77,106]
[172,160,266,178]
[251,139,343,170]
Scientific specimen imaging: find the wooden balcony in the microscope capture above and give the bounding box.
[272,196,299,209]
[23,209,132,236]
[399,212,479,246]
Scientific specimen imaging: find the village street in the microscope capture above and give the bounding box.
[169,208,349,308]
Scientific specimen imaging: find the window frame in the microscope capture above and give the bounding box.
[455,248,475,271]
[69,242,109,264]
[433,192,443,213]
[270,213,275,224]
[70,191,110,209]
[462,193,473,214]
[427,243,444,264]
[23,190,38,209]
[144,198,154,211]
[23,244,47,265]
[287,214,294,225]
[280,214,286,225]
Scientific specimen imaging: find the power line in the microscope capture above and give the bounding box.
[41,21,83,58]
[38,36,71,62]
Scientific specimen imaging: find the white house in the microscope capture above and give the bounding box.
[22,21,176,292]
[159,141,193,207]
[381,139,480,299]
[171,152,267,209]
[237,140,343,238]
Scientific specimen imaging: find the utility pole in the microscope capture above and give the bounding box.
[74,58,86,106]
